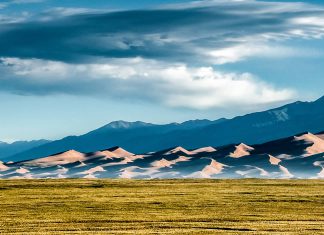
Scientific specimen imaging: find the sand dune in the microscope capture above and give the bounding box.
[201,159,225,176]
[82,166,105,175]
[100,155,144,167]
[295,133,324,156]
[3,130,324,179]
[151,158,173,168]
[151,156,190,168]
[119,166,159,179]
[276,154,295,160]
[109,147,134,157]
[186,159,226,178]
[24,150,86,167]
[166,146,193,155]
[269,155,281,165]
[317,133,324,140]
[236,167,268,177]
[16,167,29,174]
[230,143,254,158]
[0,162,9,171]
[190,146,216,154]
[279,165,293,178]
[94,147,134,160]
[93,150,117,159]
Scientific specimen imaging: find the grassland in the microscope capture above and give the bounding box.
[0,179,323,234]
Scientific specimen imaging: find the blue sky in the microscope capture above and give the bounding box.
[0,0,324,142]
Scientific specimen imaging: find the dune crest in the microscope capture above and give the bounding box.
[25,150,86,167]
[94,150,117,159]
[269,155,281,165]
[166,146,193,155]
[295,133,324,156]
[201,159,225,176]
[110,147,134,157]
[316,133,324,140]
[152,158,173,168]
[96,147,134,159]
[190,147,216,154]
[230,143,254,158]
[151,156,190,168]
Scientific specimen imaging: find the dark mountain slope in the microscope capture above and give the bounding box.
[0,140,50,160]
[6,96,324,162]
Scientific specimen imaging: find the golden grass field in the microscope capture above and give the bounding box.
[0,179,323,234]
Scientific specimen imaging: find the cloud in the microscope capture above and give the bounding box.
[0,0,323,64]
[0,57,295,109]
[0,0,45,10]
[2,0,45,5]
[0,0,323,109]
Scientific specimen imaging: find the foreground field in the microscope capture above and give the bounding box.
[0,180,323,234]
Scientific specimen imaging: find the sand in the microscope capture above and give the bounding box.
[190,147,216,154]
[25,150,86,167]
[279,165,294,178]
[151,156,190,168]
[83,166,105,175]
[0,162,9,172]
[201,159,225,176]
[16,167,30,174]
[269,155,281,165]
[230,143,254,158]
[166,146,193,155]
[295,133,324,156]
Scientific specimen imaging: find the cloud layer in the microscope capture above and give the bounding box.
[0,57,295,109]
[1,0,324,109]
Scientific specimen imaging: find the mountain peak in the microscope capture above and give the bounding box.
[102,121,155,130]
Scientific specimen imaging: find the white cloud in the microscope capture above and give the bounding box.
[0,57,295,109]
[291,16,324,28]
[208,44,300,64]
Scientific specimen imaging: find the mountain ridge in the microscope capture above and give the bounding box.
[0,139,51,160]
[3,96,324,162]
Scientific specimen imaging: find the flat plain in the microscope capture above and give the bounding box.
[0,179,323,234]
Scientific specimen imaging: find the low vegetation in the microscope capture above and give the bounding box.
[0,179,323,234]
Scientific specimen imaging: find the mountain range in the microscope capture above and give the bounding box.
[3,95,324,162]
[0,140,50,160]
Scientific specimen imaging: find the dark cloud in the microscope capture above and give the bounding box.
[0,0,323,64]
[0,0,323,109]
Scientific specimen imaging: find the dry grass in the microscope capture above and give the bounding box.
[0,179,323,234]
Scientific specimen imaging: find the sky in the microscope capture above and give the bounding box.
[0,0,324,142]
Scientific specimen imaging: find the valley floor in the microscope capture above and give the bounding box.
[0,179,323,234]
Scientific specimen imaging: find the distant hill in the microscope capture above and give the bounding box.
[5,96,324,162]
[0,140,51,160]
[5,119,224,162]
